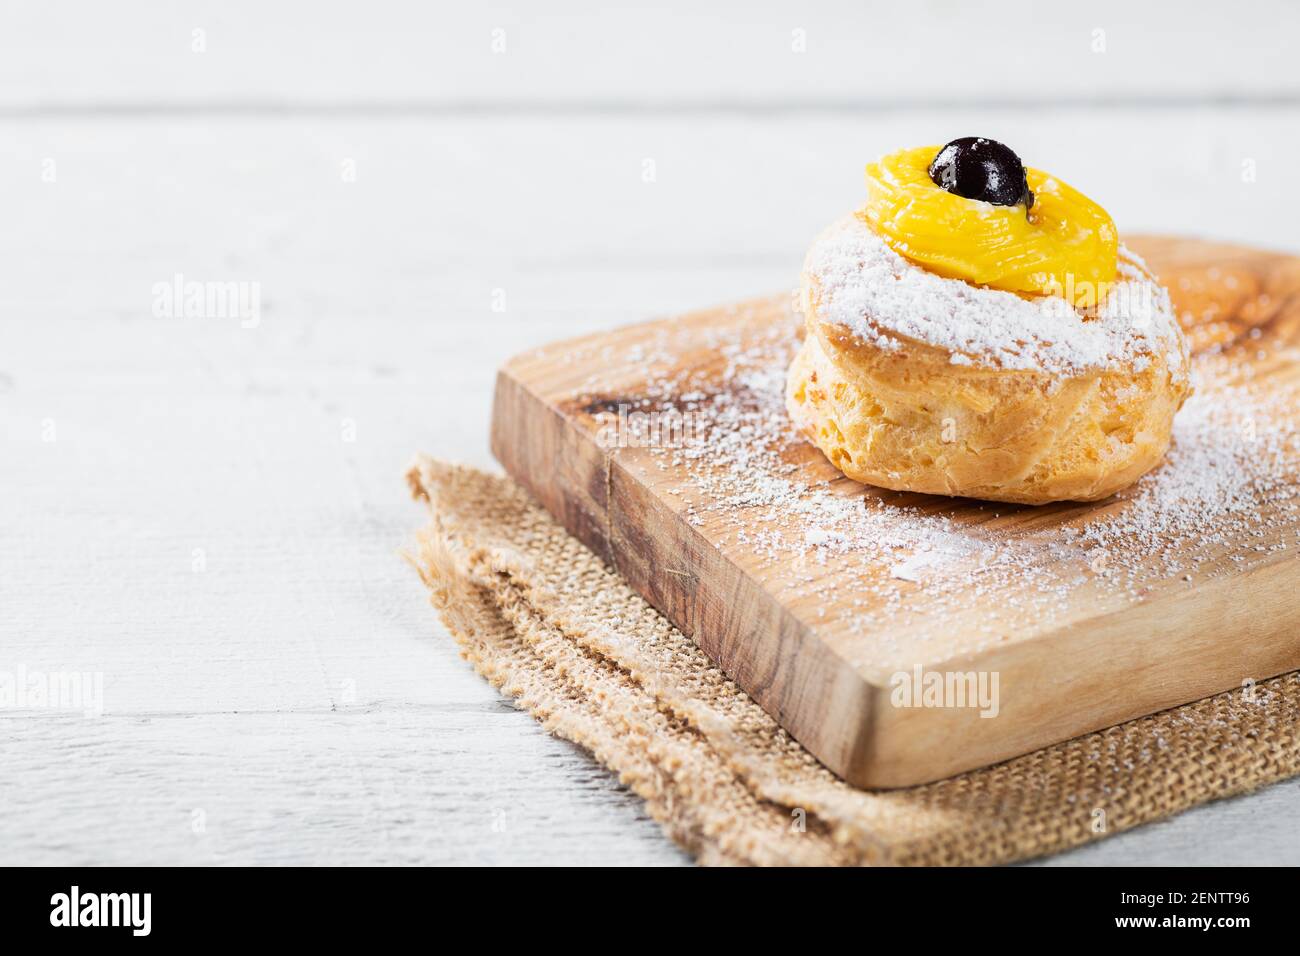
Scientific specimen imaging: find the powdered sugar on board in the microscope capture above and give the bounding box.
[589,303,1298,668]
[804,215,1189,379]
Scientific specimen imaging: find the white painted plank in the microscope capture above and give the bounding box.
[1,710,690,865]
[3,0,1298,109]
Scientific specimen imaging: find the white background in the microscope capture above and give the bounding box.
[3,0,1299,864]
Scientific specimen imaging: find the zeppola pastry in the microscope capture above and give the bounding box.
[787,138,1191,504]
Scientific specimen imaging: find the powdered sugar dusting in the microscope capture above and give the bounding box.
[594,305,1298,670]
[805,215,1189,378]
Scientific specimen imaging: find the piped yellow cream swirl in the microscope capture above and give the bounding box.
[859,145,1118,307]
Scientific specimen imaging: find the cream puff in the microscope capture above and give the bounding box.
[786,138,1190,505]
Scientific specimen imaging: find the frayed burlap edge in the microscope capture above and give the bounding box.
[406,455,1300,866]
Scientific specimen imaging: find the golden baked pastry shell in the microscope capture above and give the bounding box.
[786,301,1191,505]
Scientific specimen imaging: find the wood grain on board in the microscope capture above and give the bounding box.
[491,236,1300,788]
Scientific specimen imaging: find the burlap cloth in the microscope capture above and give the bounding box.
[406,456,1300,866]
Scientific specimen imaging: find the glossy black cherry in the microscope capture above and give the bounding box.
[928,137,1034,209]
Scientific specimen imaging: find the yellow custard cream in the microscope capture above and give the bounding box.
[860,143,1118,307]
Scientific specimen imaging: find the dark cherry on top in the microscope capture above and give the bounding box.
[928,137,1035,209]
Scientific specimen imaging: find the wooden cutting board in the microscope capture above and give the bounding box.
[490,236,1300,787]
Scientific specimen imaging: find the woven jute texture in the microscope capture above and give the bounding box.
[406,455,1300,866]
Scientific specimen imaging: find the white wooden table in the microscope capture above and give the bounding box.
[3,1,1299,865]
